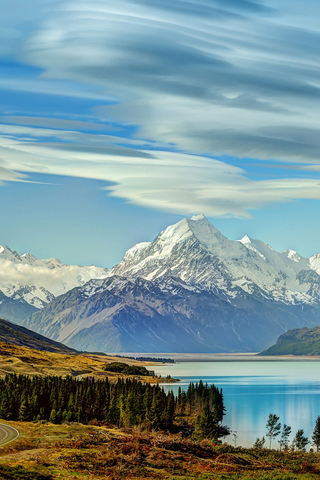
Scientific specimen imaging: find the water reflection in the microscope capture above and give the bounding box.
[155,361,320,448]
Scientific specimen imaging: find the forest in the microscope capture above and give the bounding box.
[0,374,229,440]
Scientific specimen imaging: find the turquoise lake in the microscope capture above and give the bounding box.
[153,359,320,448]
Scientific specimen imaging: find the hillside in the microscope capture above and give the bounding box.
[0,318,76,353]
[260,326,320,356]
[0,421,320,480]
[0,340,169,380]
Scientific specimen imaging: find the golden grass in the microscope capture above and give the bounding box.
[0,341,177,383]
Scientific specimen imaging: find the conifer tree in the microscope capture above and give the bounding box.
[18,398,30,421]
[253,437,265,449]
[197,401,216,439]
[266,414,281,449]
[293,429,309,451]
[49,408,57,424]
[279,424,291,451]
[312,416,320,452]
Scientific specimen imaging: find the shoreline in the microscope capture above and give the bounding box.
[118,352,320,362]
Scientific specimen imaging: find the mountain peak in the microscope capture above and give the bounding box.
[286,249,301,262]
[159,215,223,248]
[190,213,207,222]
[21,252,39,264]
[239,235,252,245]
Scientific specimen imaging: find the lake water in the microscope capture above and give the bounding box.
[153,359,320,448]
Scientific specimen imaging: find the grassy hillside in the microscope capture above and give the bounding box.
[260,326,320,356]
[0,421,320,479]
[0,318,76,354]
[0,341,170,381]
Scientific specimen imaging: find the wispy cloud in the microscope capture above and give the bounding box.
[1,0,320,218]
[1,126,320,218]
[18,0,320,165]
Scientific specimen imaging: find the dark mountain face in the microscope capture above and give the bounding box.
[0,291,38,324]
[22,276,320,353]
[0,317,76,353]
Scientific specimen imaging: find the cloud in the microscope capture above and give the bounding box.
[1,0,320,218]
[0,116,119,132]
[16,0,320,165]
[1,128,320,218]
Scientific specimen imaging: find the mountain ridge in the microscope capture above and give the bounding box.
[0,244,108,322]
[13,214,320,353]
[0,317,76,353]
[260,326,320,356]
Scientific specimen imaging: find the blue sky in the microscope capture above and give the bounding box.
[1,0,320,267]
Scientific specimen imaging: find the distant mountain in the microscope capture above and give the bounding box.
[260,326,320,356]
[0,244,108,322]
[0,317,76,353]
[110,214,320,305]
[22,215,320,353]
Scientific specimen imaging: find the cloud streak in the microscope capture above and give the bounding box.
[1,0,320,218]
[18,0,320,165]
[1,125,320,218]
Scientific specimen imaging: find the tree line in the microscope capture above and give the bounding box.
[253,413,320,452]
[0,374,228,440]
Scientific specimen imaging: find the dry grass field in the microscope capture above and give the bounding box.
[0,420,320,480]
[0,341,174,383]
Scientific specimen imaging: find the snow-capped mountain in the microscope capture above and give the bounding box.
[21,215,320,353]
[109,214,320,305]
[24,274,319,353]
[0,245,108,321]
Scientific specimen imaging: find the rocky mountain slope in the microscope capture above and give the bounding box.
[260,326,320,356]
[22,215,320,353]
[0,245,108,322]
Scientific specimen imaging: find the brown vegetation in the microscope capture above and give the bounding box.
[0,342,176,383]
[1,421,320,479]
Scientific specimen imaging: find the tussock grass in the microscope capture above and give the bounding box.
[1,421,320,479]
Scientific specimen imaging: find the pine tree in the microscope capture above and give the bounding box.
[293,429,309,451]
[279,424,291,451]
[266,414,281,449]
[312,416,320,452]
[49,408,57,424]
[197,401,216,439]
[18,398,30,421]
[253,436,265,449]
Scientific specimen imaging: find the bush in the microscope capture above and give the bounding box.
[103,362,150,376]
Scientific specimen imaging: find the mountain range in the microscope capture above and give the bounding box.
[17,214,320,353]
[0,245,108,322]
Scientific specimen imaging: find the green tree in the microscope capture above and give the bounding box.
[197,401,216,439]
[293,429,309,451]
[49,408,57,424]
[312,416,320,452]
[253,436,265,449]
[279,424,291,451]
[266,414,281,449]
[18,399,30,421]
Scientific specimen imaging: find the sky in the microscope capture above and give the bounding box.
[1,0,320,267]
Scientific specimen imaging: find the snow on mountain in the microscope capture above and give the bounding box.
[23,270,320,354]
[109,215,320,305]
[309,254,320,275]
[0,245,108,313]
[21,215,320,353]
